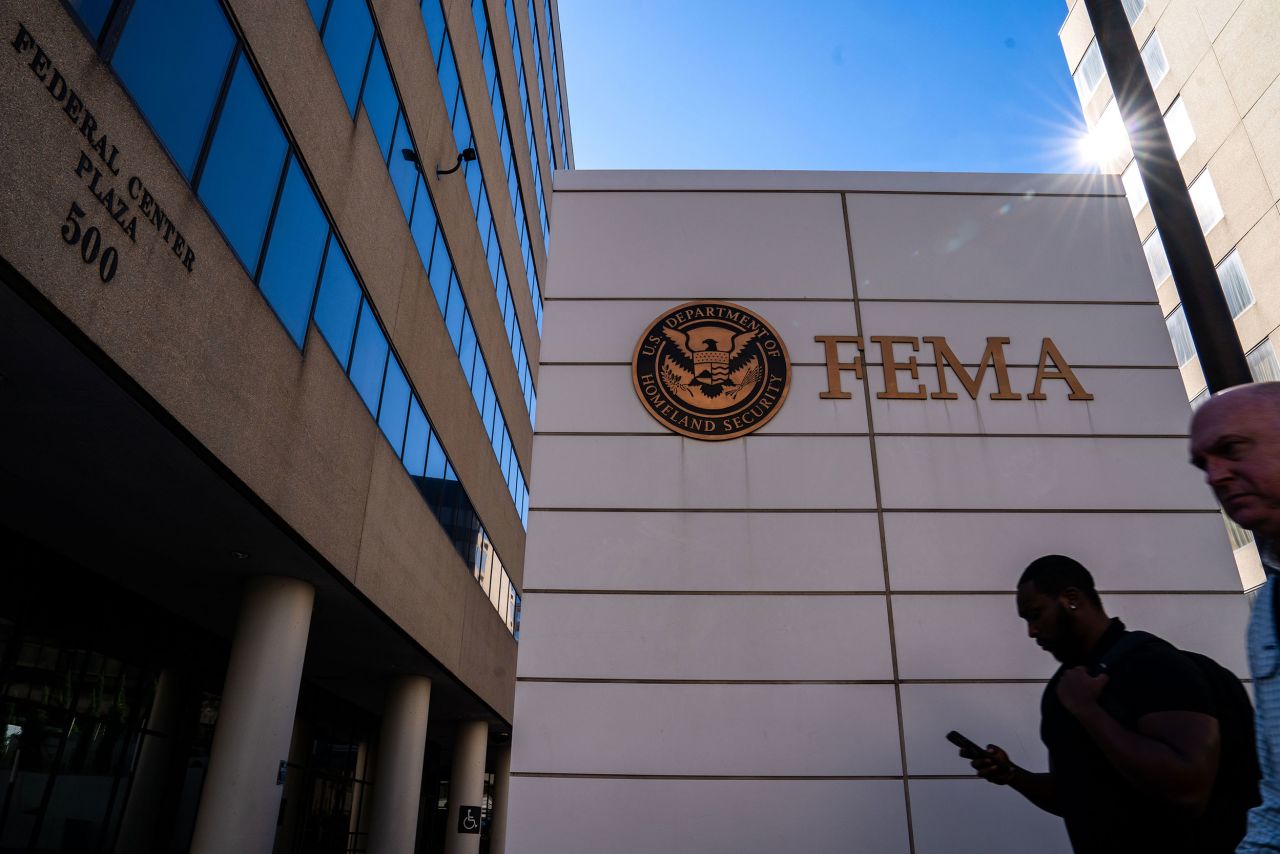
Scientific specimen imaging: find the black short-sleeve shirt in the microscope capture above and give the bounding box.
[1042,619,1221,853]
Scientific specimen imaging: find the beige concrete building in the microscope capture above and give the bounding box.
[1060,0,1280,587]
[0,0,570,851]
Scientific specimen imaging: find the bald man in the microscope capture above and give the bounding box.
[1191,381,1280,852]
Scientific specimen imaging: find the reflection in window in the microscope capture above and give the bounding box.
[546,2,569,167]
[197,56,288,271]
[1143,230,1171,284]
[1216,251,1254,319]
[378,358,411,454]
[503,0,550,251]
[258,158,329,346]
[1166,306,1195,366]
[360,42,399,160]
[388,123,419,219]
[1122,0,1146,25]
[1073,41,1106,106]
[526,0,555,173]
[111,0,235,176]
[348,302,389,416]
[1248,339,1280,383]
[1122,160,1147,215]
[1140,33,1169,87]
[313,242,362,363]
[1189,170,1224,233]
[403,401,430,477]
[1083,99,1130,168]
[1165,98,1195,160]
[320,0,375,115]
[473,0,545,332]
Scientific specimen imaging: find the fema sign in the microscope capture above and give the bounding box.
[511,171,1246,854]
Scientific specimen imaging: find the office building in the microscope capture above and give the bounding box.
[0,0,570,850]
[1061,0,1280,585]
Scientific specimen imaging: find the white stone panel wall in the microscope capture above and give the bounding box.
[510,171,1245,854]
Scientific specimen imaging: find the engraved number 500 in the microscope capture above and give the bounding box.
[60,201,118,284]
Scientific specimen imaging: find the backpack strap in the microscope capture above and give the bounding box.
[1094,629,1158,674]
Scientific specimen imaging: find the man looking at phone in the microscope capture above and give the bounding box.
[969,555,1252,853]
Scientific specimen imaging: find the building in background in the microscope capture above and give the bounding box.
[0,0,570,850]
[1061,0,1280,587]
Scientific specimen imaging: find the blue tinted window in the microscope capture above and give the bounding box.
[388,120,419,220]
[68,0,114,40]
[437,46,460,120]
[484,391,498,437]
[465,164,483,212]
[403,400,429,475]
[452,102,473,157]
[112,0,234,176]
[308,0,329,28]
[349,302,389,416]
[409,178,438,271]
[428,239,452,311]
[322,0,374,114]
[378,358,410,453]
[504,310,517,350]
[313,241,361,364]
[444,291,465,348]
[361,42,398,160]
[425,431,447,479]
[458,322,477,382]
[422,1,447,64]
[197,56,288,272]
[486,233,501,282]
[258,158,328,347]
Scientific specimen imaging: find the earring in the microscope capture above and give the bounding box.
[1069,604,1077,610]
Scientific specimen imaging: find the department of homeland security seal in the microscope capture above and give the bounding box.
[632,300,790,441]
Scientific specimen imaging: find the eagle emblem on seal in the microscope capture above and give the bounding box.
[659,325,763,410]
[632,301,790,441]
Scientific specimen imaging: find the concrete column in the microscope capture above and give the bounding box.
[347,739,371,849]
[270,716,312,854]
[189,576,315,854]
[114,667,187,853]
[366,676,432,854]
[443,720,490,854]
[487,743,512,854]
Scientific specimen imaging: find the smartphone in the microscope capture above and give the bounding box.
[945,730,987,760]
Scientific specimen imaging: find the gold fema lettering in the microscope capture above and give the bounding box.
[1029,338,1094,401]
[814,335,864,399]
[924,336,1022,401]
[872,336,927,400]
[813,334,1092,403]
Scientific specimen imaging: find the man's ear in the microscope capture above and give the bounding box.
[1059,587,1081,611]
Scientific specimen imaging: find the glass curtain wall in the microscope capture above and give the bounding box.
[67,0,523,631]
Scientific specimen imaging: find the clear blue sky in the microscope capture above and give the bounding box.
[556,0,1092,173]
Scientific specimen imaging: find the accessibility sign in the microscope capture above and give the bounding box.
[457,805,482,834]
